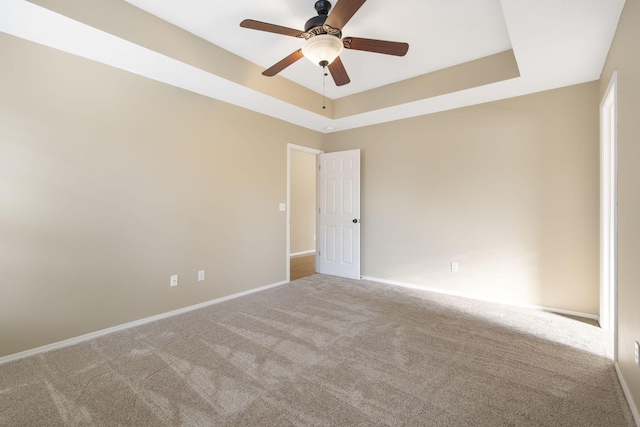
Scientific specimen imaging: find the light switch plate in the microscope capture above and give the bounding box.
[279,203,286,212]
[198,270,205,282]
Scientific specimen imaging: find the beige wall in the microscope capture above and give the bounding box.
[290,151,316,255]
[0,34,322,357]
[600,0,640,414]
[325,83,600,314]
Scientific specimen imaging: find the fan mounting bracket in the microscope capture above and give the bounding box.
[314,1,332,16]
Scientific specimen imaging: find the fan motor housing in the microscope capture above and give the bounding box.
[304,15,328,32]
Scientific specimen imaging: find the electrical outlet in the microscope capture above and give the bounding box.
[451,262,459,273]
[635,341,640,367]
[170,275,178,287]
[198,270,205,282]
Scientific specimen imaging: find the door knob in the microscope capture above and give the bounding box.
[353,219,359,223]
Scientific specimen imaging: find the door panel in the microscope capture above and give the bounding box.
[317,149,361,279]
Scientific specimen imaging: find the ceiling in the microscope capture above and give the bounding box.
[0,0,626,133]
[124,0,513,100]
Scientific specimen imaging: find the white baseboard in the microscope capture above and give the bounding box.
[615,362,640,426]
[290,250,316,257]
[0,279,289,366]
[361,276,599,321]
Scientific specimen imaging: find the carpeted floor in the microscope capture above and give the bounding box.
[0,275,636,426]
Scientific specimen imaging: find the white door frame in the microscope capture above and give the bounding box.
[600,71,618,361]
[287,143,323,282]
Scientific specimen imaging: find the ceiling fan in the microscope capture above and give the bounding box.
[240,0,409,86]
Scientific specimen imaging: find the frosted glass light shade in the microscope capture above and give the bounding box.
[302,34,344,66]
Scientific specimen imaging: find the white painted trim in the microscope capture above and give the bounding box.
[0,279,289,366]
[286,143,323,283]
[290,250,316,257]
[288,144,324,156]
[362,276,599,321]
[600,70,619,361]
[615,362,640,426]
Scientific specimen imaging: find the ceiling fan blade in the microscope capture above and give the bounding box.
[325,0,367,31]
[240,19,304,38]
[328,56,351,86]
[262,50,304,77]
[343,37,409,56]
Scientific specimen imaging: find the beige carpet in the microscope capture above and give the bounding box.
[0,275,635,426]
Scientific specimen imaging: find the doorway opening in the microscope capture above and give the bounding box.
[600,71,618,360]
[287,144,323,281]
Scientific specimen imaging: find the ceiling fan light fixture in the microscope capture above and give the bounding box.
[302,34,343,67]
[240,0,409,86]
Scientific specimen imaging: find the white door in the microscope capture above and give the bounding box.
[317,149,361,279]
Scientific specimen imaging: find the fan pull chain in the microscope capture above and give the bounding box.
[322,65,328,109]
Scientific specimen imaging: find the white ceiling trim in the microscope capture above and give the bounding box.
[0,0,626,134]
